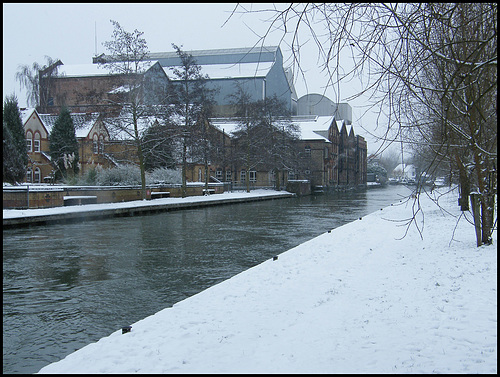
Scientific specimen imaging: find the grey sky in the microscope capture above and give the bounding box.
[3,3,392,154]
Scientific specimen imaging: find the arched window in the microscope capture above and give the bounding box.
[304,145,311,158]
[34,168,41,183]
[93,134,99,154]
[26,168,32,183]
[198,168,202,182]
[26,131,33,153]
[34,133,41,153]
[99,135,104,154]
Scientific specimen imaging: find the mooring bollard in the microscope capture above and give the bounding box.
[122,326,132,334]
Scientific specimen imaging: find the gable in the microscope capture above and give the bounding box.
[22,109,49,138]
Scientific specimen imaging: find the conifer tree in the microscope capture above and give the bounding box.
[3,95,28,184]
[50,107,79,180]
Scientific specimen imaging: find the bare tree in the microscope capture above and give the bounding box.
[15,56,62,109]
[228,3,497,245]
[167,44,213,197]
[98,20,162,200]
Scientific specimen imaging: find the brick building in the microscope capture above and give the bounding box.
[29,46,366,188]
[21,108,113,183]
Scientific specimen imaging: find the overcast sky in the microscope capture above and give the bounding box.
[3,3,395,155]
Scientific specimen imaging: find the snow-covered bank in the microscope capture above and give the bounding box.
[3,190,293,224]
[38,186,497,374]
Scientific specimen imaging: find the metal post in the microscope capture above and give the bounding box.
[26,185,30,209]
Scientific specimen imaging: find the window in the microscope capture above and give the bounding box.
[34,168,41,183]
[99,135,104,154]
[26,131,33,153]
[304,145,311,158]
[198,168,202,182]
[249,170,257,183]
[269,170,276,182]
[225,170,231,182]
[215,169,223,180]
[34,133,41,153]
[26,169,32,183]
[93,134,99,154]
[240,170,246,182]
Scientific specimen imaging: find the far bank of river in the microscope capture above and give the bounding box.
[3,185,412,374]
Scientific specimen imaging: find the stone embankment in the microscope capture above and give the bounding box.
[3,190,294,228]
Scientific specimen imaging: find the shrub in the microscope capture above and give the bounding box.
[95,165,142,186]
[146,167,182,185]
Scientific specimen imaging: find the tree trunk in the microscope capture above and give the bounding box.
[182,137,187,198]
[470,193,482,247]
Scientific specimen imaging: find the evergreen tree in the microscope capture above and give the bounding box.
[3,95,28,184]
[142,120,177,171]
[49,107,79,180]
[3,121,26,184]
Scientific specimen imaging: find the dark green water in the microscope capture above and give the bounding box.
[3,185,412,373]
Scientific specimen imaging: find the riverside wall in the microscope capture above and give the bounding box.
[3,191,294,228]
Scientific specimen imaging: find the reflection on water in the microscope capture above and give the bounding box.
[3,185,411,373]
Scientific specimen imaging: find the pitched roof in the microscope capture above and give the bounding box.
[57,61,158,77]
[165,61,274,80]
[291,115,335,142]
[211,115,335,142]
[38,112,100,138]
[95,46,280,65]
[20,108,37,125]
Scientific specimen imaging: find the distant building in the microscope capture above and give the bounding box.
[38,60,168,115]
[211,115,366,189]
[94,46,297,116]
[30,45,366,188]
[297,94,352,124]
[392,164,417,181]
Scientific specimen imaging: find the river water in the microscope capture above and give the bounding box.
[3,185,412,374]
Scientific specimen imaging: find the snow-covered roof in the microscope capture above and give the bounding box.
[210,115,334,142]
[97,46,279,64]
[103,113,162,141]
[57,61,157,77]
[20,108,37,125]
[38,112,100,138]
[165,62,274,80]
[210,119,241,136]
[291,115,335,142]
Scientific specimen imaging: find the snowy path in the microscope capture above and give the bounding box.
[38,187,497,373]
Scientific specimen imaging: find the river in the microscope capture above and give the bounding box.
[3,184,412,373]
